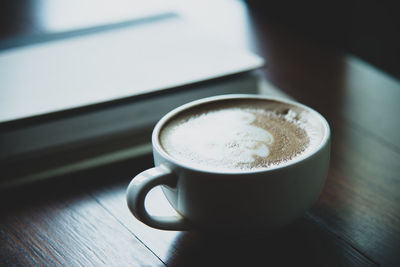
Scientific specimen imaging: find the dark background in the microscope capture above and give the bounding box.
[1,1,400,266]
[247,0,400,78]
[1,0,399,78]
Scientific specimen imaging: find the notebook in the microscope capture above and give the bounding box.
[0,13,264,187]
[0,13,263,123]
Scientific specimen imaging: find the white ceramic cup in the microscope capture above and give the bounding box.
[126,94,330,233]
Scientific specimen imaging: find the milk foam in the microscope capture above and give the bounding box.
[163,109,273,164]
[160,100,323,172]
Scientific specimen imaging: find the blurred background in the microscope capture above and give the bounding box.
[1,1,400,266]
[1,0,399,186]
[1,0,399,77]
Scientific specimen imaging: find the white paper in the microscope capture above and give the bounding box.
[0,15,263,123]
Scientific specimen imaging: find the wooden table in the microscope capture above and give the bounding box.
[1,1,399,266]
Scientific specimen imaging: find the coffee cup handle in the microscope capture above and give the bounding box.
[126,164,190,231]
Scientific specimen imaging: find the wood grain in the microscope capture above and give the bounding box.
[1,0,400,266]
[0,180,163,266]
[311,119,400,266]
[91,180,376,267]
[246,8,400,266]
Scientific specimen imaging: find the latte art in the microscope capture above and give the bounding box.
[160,99,323,172]
[165,109,274,165]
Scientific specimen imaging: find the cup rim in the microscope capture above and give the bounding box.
[152,94,330,175]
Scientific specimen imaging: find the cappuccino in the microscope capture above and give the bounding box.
[160,98,323,172]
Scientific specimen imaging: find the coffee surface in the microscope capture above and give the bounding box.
[160,99,323,172]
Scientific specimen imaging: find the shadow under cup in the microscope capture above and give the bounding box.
[127,94,331,234]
